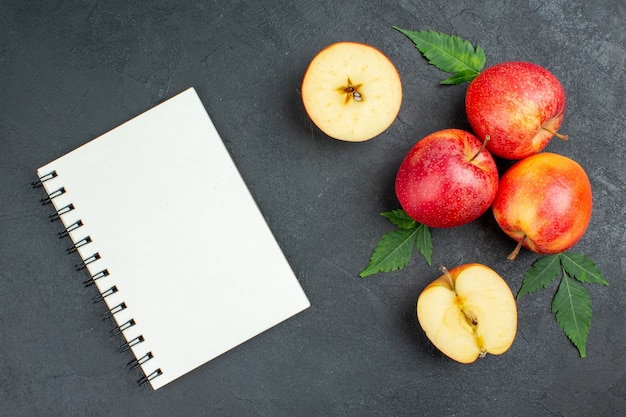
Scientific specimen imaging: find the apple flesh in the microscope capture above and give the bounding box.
[417,264,518,364]
[301,42,402,142]
[492,152,593,259]
[465,61,567,160]
[395,129,499,228]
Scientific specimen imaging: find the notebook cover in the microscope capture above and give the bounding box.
[36,87,310,390]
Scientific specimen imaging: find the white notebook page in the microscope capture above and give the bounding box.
[36,87,310,390]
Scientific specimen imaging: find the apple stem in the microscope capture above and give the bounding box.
[507,235,526,261]
[439,265,455,287]
[469,135,491,162]
[542,127,569,141]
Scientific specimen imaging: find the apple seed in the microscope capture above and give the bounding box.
[338,78,364,104]
[462,308,479,326]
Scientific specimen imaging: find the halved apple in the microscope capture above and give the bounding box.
[417,264,517,363]
[301,42,402,142]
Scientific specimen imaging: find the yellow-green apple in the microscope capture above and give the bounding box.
[395,129,498,228]
[465,61,567,160]
[417,264,518,364]
[492,152,592,259]
[301,42,402,142]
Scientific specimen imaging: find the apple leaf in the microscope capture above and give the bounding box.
[360,228,419,277]
[360,209,432,277]
[414,222,433,266]
[519,251,607,358]
[551,271,592,358]
[517,254,561,298]
[560,252,608,285]
[380,209,417,229]
[393,28,486,84]
[440,70,480,85]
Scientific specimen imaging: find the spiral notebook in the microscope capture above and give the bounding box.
[34,87,310,390]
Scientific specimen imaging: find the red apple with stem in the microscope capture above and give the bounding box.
[395,129,498,228]
[492,152,593,259]
[465,61,567,160]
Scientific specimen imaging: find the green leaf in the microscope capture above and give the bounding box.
[414,223,432,266]
[560,252,608,285]
[393,28,486,84]
[440,70,481,85]
[360,228,418,277]
[551,271,592,358]
[517,254,561,298]
[380,209,416,230]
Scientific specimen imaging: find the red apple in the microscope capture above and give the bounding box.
[492,152,592,259]
[395,129,499,228]
[465,61,567,160]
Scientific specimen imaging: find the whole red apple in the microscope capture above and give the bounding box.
[492,152,592,259]
[395,129,499,228]
[465,61,567,160]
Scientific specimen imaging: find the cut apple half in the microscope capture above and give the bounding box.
[417,264,517,364]
[301,42,402,142]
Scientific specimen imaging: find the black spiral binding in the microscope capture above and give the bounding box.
[35,170,163,387]
[31,170,57,188]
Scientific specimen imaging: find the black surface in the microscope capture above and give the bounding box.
[2,1,625,416]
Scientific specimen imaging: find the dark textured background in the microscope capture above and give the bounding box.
[1,1,624,416]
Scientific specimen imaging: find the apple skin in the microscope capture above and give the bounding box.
[492,152,592,256]
[395,129,499,228]
[301,42,402,142]
[465,61,566,160]
[417,264,518,364]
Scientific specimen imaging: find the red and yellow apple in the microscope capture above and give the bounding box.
[492,152,593,259]
[465,61,567,160]
[395,129,499,228]
[417,264,518,364]
[301,42,402,142]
